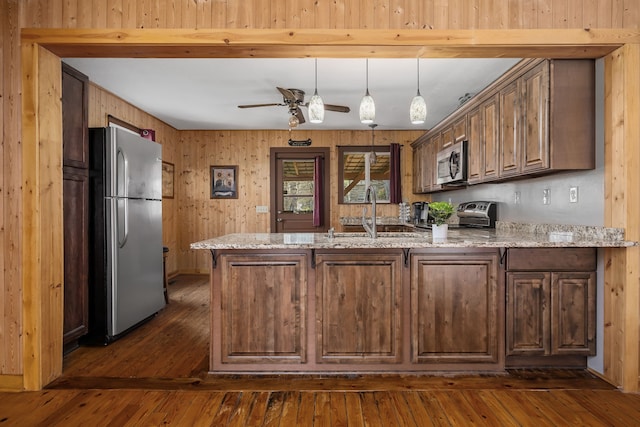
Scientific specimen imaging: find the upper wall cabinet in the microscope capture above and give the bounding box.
[412,59,595,194]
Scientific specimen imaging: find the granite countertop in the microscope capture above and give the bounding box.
[190,222,636,250]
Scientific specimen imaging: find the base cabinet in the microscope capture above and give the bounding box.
[214,252,308,365]
[505,248,596,366]
[315,252,403,364]
[410,251,502,365]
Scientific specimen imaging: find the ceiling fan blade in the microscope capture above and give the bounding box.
[324,104,351,113]
[295,107,306,124]
[277,87,297,102]
[237,103,284,108]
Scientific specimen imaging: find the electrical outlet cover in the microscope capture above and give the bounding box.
[569,187,578,203]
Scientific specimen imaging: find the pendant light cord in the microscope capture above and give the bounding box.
[416,58,421,96]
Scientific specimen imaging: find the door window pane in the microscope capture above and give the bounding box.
[282,160,314,214]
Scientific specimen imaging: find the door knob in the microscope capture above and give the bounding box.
[276,218,284,222]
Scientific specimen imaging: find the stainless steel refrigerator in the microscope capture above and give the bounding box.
[88,127,165,344]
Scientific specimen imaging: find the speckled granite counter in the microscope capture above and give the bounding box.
[191,221,635,250]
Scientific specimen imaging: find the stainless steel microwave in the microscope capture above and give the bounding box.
[436,140,467,185]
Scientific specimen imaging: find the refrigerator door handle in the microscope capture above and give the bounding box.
[117,198,129,248]
[116,147,128,198]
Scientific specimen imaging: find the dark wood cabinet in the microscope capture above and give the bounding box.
[411,134,440,194]
[468,94,500,184]
[505,248,596,365]
[62,63,89,169]
[62,63,90,348]
[498,79,521,177]
[412,59,595,192]
[63,169,89,345]
[410,250,502,366]
[215,252,308,365]
[315,252,403,364]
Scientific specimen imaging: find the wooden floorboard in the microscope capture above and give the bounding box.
[2,274,640,426]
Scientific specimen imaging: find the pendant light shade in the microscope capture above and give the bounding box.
[308,59,325,123]
[359,59,376,124]
[409,58,427,125]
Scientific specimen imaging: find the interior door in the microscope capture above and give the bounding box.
[270,147,330,233]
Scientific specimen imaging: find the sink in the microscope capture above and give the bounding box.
[329,232,426,239]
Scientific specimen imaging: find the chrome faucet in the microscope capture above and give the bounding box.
[362,185,377,239]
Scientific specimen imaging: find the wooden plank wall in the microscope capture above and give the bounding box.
[17,0,640,30]
[178,129,423,273]
[2,0,639,388]
[87,84,180,276]
[1,0,22,379]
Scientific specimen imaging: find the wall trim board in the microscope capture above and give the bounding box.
[19,28,640,392]
[0,375,24,392]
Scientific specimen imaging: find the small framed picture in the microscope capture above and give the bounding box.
[162,161,174,199]
[210,165,238,199]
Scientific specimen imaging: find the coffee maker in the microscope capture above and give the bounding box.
[412,202,429,226]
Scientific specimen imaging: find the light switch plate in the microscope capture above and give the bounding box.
[569,186,579,203]
[256,205,269,213]
[543,188,550,205]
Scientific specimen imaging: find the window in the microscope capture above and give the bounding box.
[338,145,391,204]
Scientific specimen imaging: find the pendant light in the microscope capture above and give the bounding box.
[409,58,427,125]
[308,59,325,123]
[359,58,375,124]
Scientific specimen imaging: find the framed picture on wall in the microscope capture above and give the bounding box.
[210,165,238,199]
[162,161,174,199]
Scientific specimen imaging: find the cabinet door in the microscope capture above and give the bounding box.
[428,134,442,192]
[453,116,467,142]
[440,126,454,149]
[466,106,483,184]
[482,94,501,181]
[63,169,90,344]
[411,253,500,364]
[551,272,596,355]
[499,80,521,177]
[506,272,550,356]
[412,142,431,193]
[217,253,307,364]
[412,144,423,193]
[521,61,550,173]
[62,63,88,169]
[316,252,403,364]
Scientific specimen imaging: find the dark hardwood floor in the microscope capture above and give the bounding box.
[1,274,640,426]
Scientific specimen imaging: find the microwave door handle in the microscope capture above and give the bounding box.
[449,151,459,179]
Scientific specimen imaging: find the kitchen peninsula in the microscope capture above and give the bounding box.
[191,223,634,374]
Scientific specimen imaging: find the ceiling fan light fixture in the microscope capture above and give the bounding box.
[409,58,427,125]
[359,59,376,124]
[288,113,299,128]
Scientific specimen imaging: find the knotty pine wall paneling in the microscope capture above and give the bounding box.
[1,0,22,381]
[17,1,640,29]
[177,129,423,274]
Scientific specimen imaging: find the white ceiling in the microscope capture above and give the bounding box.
[63,57,521,131]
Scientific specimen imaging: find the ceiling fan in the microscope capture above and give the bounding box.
[238,87,350,126]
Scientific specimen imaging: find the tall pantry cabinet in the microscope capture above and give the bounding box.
[62,63,90,350]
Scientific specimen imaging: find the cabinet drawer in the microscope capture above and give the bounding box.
[506,248,596,271]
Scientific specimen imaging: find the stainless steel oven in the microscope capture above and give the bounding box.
[436,140,467,185]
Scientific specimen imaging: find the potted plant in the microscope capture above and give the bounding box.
[429,201,455,240]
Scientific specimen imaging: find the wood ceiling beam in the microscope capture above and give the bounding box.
[21,28,639,59]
